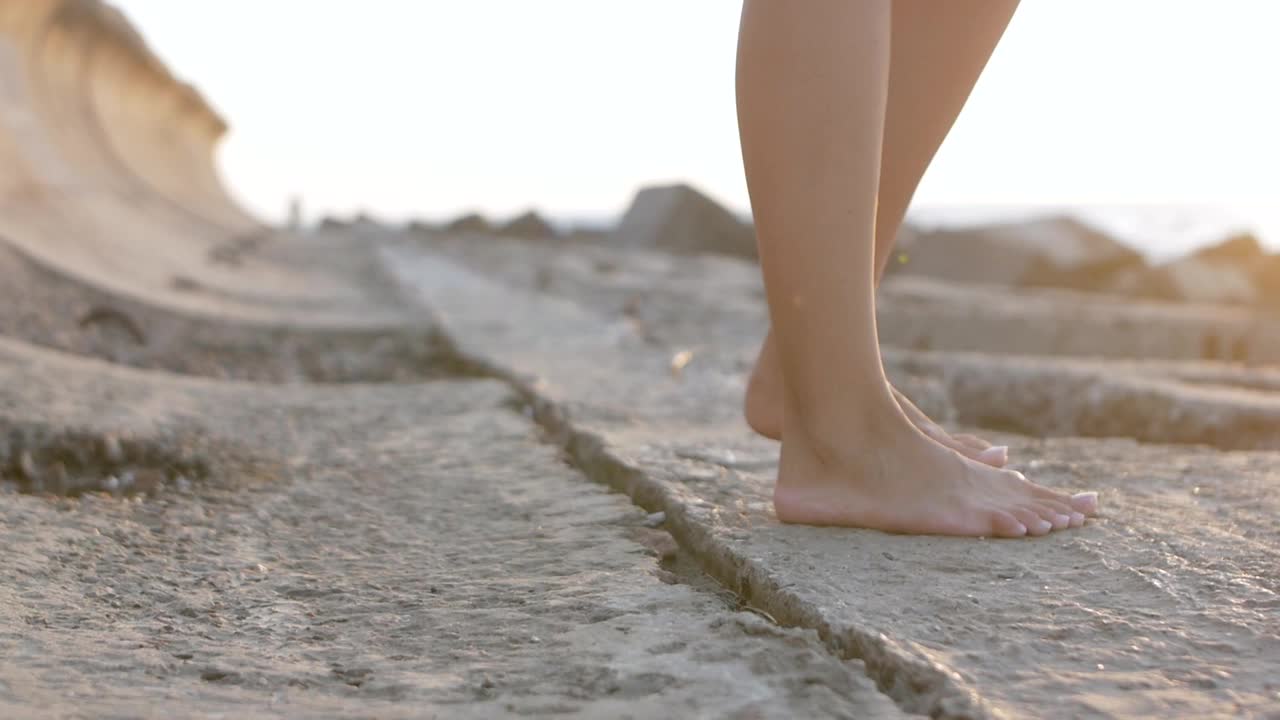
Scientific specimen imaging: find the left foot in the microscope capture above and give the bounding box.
[745,330,1008,467]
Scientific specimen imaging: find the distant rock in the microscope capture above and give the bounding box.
[615,184,756,259]
[406,220,436,235]
[443,213,492,234]
[1116,257,1258,306]
[1251,254,1280,307]
[565,228,610,244]
[898,216,1144,292]
[318,213,385,234]
[1109,231,1266,306]
[1191,231,1264,263]
[497,211,558,239]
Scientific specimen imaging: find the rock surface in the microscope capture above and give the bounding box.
[0,340,898,719]
[383,238,1280,719]
[1119,256,1259,306]
[443,212,493,234]
[497,210,559,239]
[3,2,1279,718]
[901,216,1145,291]
[615,184,757,259]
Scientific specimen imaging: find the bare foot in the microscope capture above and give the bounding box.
[746,332,1008,467]
[774,394,1099,536]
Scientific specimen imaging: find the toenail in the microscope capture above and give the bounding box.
[1071,491,1100,512]
[1070,512,1086,525]
[978,446,1008,463]
[1054,514,1071,527]
[1033,519,1053,533]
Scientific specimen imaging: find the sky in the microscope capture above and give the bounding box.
[113,1,1279,253]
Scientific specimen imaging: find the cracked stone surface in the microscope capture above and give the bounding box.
[0,338,902,719]
[384,238,1280,719]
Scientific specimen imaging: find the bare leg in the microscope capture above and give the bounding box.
[736,0,1097,535]
[744,0,1020,466]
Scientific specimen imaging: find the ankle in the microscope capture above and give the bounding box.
[784,384,908,461]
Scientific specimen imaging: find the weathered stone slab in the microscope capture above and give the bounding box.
[0,337,901,719]
[384,243,1280,719]
[417,230,1280,367]
[898,217,1145,292]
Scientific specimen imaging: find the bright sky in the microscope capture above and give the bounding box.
[114,0,1278,247]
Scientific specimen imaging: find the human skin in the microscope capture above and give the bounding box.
[736,0,1098,536]
[744,0,1028,471]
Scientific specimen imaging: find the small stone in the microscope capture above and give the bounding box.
[17,451,39,482]
[882,551,897,561]
[104,475,121,493]
[633,528,679,562]
[175,475,192,492]
[131,469,164,495]
[669,350,693,376]
[642,511,666,528]
[46,462,68,495]
[101,434,125,464]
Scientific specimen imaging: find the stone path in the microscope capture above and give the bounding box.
[382,236,1280,719]
[0,339,900,719]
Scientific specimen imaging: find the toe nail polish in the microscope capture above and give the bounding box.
[1072,491,1100,511]
[978,446,1008,463]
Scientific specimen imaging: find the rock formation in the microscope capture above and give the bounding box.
[497,210,558,239]
[615,184,757,259]
[898,216,1145,291]
[0,0,277,308]
[443,212,492,233]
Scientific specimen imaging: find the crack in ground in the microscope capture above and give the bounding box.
[441,337,993,720]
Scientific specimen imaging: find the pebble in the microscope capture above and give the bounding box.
[642,511,666,528]
[17,451,39,482]
[101,434,125,464]
[131,469,164,495]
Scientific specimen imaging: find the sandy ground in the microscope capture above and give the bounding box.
[386,233,1280,719]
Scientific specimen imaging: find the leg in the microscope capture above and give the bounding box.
[736,0,1097,535]
[745,0,1022,466]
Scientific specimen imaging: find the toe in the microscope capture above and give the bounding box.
[1035,498,1075,517]
[922,425,997,466]
[1012,508,1052,536]
[1031,484,1075,504]
[988,510,1028,538]
[1070,491,1100,516]
[1026,504,1069,531]
[975,445,1009,467]
[953,433,993,451]
[1068,511,1086,528]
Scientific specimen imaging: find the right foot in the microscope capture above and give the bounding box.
[774,397,1098,537]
